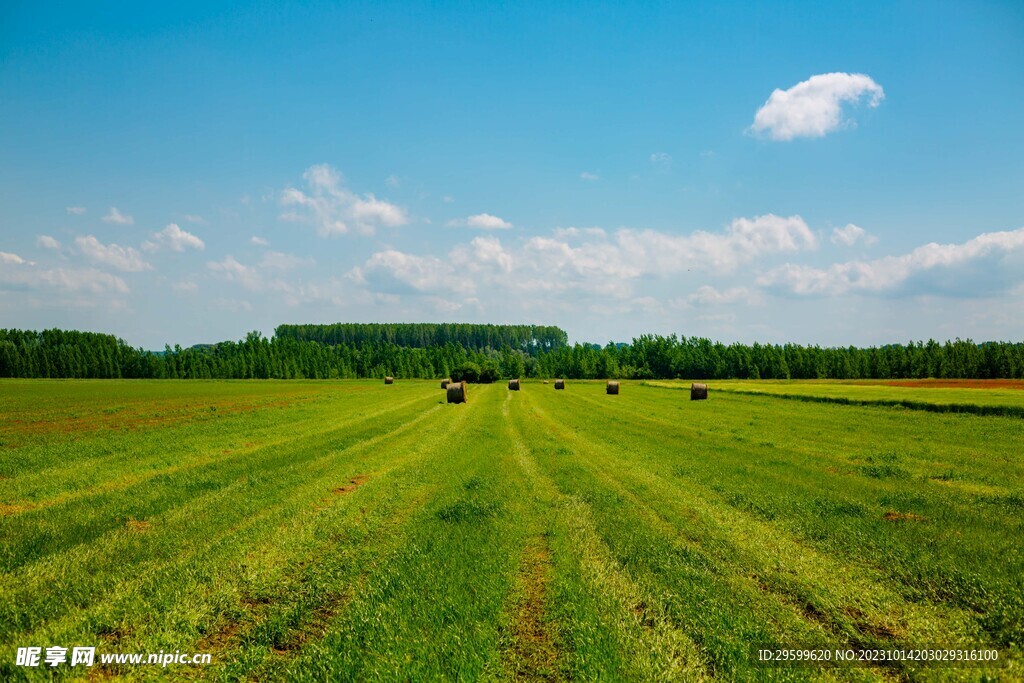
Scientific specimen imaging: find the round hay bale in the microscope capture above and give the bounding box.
[384,376,394,385]
[690,382,708,400]
[554,379,565,390]
[447,381,467,404]
[441,379,450,389]
[606,380,620,395]
[508,379,521,391]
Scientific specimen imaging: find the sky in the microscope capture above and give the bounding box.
[1,0,1022,349]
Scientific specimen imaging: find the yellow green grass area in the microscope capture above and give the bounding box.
[646,379,1024,417]
[1,379,1022,681]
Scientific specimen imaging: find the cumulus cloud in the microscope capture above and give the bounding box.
[102,207,134,225]
[0,266,128,294]
[259,250,314,271]
[750,72,884,141]
[448,213,514,230]
[351,250,474,295]
[75,235,151,272]
[831,223,877,246]
[759,227,1024,296]
[580,172,599,181]
[66,206,86,215]
[36,235,61,250]
[1,251,29,265]
[143,223,205,252]
[280,164,408,236]
[353,213,817,303]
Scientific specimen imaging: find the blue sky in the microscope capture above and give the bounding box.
[1,1,1022,349]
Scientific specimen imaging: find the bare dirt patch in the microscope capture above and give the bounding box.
[508,535,559,681]
[0,502,37,516]
[332,474,369,495]
[126,519,152,531]
[883,511,926,522]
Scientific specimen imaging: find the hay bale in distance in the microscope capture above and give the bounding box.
[691,382,708,400]
[554,379,565,390]
[508,379,521,391]
[543,380,549,384]
[447,381,468,404]
[384,376,394,385]
[441,379,450,389]
[606,380,620,395]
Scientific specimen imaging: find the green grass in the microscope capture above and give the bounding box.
[1,379,1021,681]
[646,379,1024,417]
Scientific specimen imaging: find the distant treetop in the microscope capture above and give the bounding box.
[273,323,568,353]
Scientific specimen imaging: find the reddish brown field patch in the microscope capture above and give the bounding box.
[126,519,152,531]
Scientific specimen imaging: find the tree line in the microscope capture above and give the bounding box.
[274,323,568,354]
[1,328,1023,381]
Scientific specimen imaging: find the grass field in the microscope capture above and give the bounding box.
[1,379,1022,681]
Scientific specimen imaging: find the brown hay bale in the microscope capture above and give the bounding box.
[441,379,450,389]
[508,379,521,391]
[384,376,394,385]
[554,379,565,390]
[447,381,467,404]
[606,380,620,395]
[690,382,708,400]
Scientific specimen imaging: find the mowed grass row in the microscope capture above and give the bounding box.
[646,379,1024,416]
[1,379,1022,681]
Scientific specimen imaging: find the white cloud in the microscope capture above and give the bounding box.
[650,152,672,170]
[580,172,599,181]
[280,164,408,236]
[207,255,259,288]
[66,206,86,215]
[352,250,473,295]
[750,72,884,141]
[831,223,877,247]
[448,213,513,230]
[143,223,205,252]
[1,251,29,265]
[552,226,607,240]
[352,213,816,304]
[36,235,61,250]
[443,195,455,204]
[75,235,151,272]
[251,236,269,246]
[181,214,204,223]
[759,227,1024,296]
[259,250,314,271]
[688,285,755,306]
[102,207,134,225]
[385,174,400,188]
[0,266,128,294]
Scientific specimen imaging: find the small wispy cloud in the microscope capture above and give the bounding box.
[1,251,30,265]
[650,152,672,171]
[251,236,269,246]
[448,213,513,230]
[385,175,400,188]
[580,172,599,181]
[66,206,86,215]
[102,207,134,225]
[36,235,61,250]
[831,224,877,247]
[142,223,205,252]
